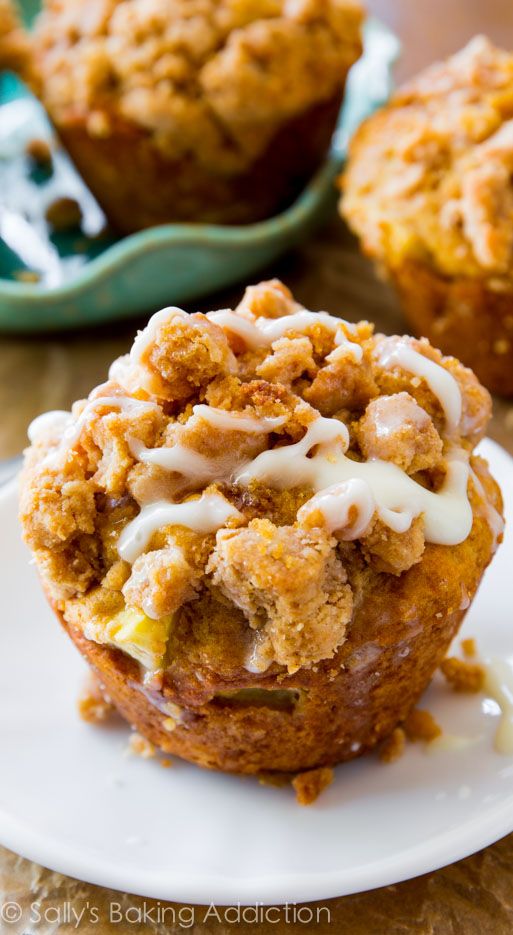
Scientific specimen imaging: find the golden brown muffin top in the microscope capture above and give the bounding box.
[20,280,500,676]
[12,0,363,170]
[341,36,513,281]
[0,0,34,76]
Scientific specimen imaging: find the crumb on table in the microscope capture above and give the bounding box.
[461,637,477,658]
[45,196,82,232]
[379,726,406,763]
[403,708,442,742]
[127,732,156,759]
[160,758,173,769]
[77,674,115,724]
[292,767,334,806]
[440,656,485,693]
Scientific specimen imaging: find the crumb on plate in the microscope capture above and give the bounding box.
[292,766,334,806]
[77,673,115,724]
[461,637,477,658]
[440,656,485,693]
[403,708,442,742]
[127,732,156,759]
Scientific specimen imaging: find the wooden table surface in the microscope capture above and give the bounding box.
[1,2,513,932]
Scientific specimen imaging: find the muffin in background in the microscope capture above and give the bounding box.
[340,36,513,397]
[19,280,503,776]
[8,0,363,232]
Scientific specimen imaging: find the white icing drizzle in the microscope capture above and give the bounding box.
[28,305,481,564]
[192,405,286,434]
[207,308,362,360]
[130,436,218,485]
[470,468,504,552]
[376,504,414,534]
[378,338,462,432]
[62,395,160,448]
[129,405,286,485]
[118,492,242,563]
[27,410,72,443]
[206,310,268,348]
[297,479,375,540]
[109,354,140,387]
[372,395,430,439]
[130,306,187,364]
[459,584,470,611]
[235,417,472,547]
[27,396,159,453]
[483,658,513,755]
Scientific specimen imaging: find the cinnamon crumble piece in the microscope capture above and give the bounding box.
[461,637,477,658]
[292,767,334,805]
[403,708,442,742]
[440,656,485,693]
[127,732,156,759]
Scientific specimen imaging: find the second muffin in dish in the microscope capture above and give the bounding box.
[341,37,513,396]
[14,0,364,231]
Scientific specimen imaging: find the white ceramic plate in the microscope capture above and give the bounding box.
[1,438,512,906]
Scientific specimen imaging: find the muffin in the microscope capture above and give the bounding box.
[0,0,33,75]
[20,280,503,775]
[5,0,363,232]
[340,36,513,397]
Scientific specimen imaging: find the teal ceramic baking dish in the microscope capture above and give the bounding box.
[0,16,399,332]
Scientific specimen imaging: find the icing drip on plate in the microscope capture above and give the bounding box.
[483,658,513,755]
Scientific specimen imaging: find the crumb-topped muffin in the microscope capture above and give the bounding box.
[5,0,363,231]
[20,280,503,774]
[341,36,513,396]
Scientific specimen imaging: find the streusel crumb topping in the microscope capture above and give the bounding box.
[19,0,363,170]
[20,280,500,676]
[341,37,513,280]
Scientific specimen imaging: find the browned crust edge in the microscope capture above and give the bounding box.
[51,89,345,233]
[43,484,501,775]
[389,259,513,397]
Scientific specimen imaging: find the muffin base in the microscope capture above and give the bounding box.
[52,90,344,233]
[48,496,498,775]
[390,260,513,397]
